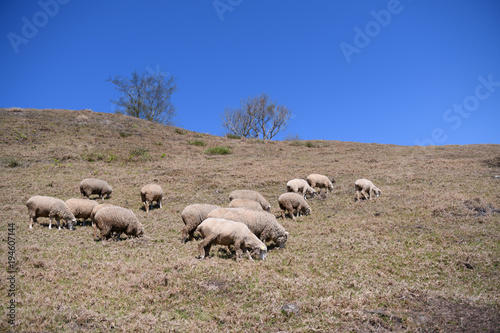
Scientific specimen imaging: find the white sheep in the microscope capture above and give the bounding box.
[354,178,381,201]
[208,208,288,248]
[196,218,267,261]
[26,195,77,230]
[286,179,316,199]
[229,190,271,212]
[278,192,311,220]
[140,184,163,212]
[228,198,263,211]
[79,178,113,201]
[306,174,335,195]
[181,204,221,242]
[93,206,144,241]
[65,198,99,226]
[90,203,114,226]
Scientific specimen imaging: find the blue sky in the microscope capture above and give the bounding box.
[1,1,499,145]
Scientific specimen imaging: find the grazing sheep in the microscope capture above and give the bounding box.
[93,206,144,241]
[196,218,267,261]
[228,198,263,211]
[229,190,271,212]
[278,192,311,220]
[306,174,334,195]
[65,198,99,226]
[181,204,221,242]
[354,179,381,201]
[286,179,316,199]
[79,178,113,201]
[140,184,164,212]
[90,203,114,226]
[208,208,288,248]
[26,196,77,230]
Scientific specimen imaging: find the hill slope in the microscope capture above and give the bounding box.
[1,108,499,332]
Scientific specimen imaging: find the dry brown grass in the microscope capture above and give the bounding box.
[0,108,499,332]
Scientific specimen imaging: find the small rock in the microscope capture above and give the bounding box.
[493,175,499,179]
[281,303,299,316]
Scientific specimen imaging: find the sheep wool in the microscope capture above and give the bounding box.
[278,192,311,220]
[65,198,99,225]
[181,204,221,242]
[140,184,164,212]
[306,174,334,195]
[93,206,144,240]
[286,178,316,199]
[79,178,113,201]
[196,218,267,261]
[228,198,263,211]
[26,195,77,230]
[208,208,288,248]
[229,190,271,212]
[354,178,381,201]
[90,203,114,226]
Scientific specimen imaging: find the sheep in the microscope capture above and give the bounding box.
[79,178,113,201]
[90,203,114,226]
[228,198,263,211]
[306,174,335,195]
[208,208,288,248]
[354,178,381,201]
[278,192,311,220]
[286,178,316,199]
[65,198,99,226]
[229,190,271,212]
[26,195,77,230]
[196,218,267,261]
[140,184,163,212]
[93,206,144,241]
[181,204,221,242]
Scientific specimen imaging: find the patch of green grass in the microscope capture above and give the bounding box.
[289,141,303,146]
[82,152,118,163]
[205,146,232,155]
[174,128,185,135]
[188,140,206,146]
[226,134,241,139]
[119,131,133,138]
[130,147,148,157]
[3,157,23,168]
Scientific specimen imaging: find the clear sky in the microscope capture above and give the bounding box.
[1,1,499,145]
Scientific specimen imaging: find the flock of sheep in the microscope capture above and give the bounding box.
[26,175,382,261]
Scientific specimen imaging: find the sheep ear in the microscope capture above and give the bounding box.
[285,232,289,236]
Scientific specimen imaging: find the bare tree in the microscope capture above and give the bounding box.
[107,70,177,125]
[221,93,291,140]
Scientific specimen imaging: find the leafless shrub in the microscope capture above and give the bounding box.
[221,93,291,140]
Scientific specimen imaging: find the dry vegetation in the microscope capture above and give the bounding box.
[0,108,499,332]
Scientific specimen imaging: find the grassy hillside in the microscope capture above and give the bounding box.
[0,108,499,332]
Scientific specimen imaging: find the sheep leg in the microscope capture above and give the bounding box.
[48,217,53,229]
[29,216,35,229]
[361,189,369,200]
[93,224,98,241]
[158,198,162,209]
[198,236,215,259]
[244,248,253,261]
[234,241,245,260]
